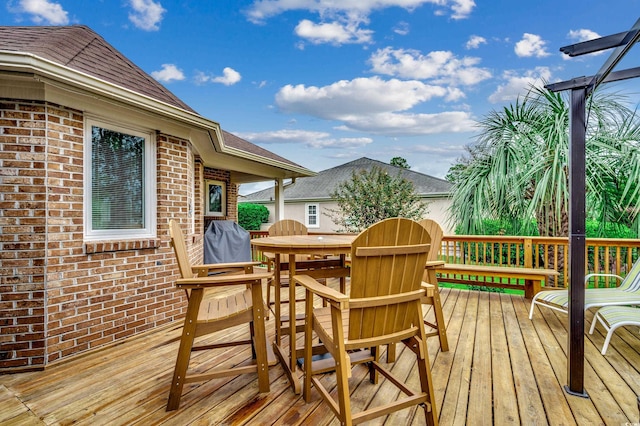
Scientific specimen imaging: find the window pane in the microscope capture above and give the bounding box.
[91,126,145,230]
[307,204,317,226]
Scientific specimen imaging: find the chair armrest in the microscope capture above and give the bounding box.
[584,273,623,287]
[421,282,435,298]
[192,261,262,274]
[425,260,445,268]
[176,271,272,289]
[292,274,349,309]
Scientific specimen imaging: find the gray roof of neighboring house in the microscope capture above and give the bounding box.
[0,25,305,171]
[243,157,453,202]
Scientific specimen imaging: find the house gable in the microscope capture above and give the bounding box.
[243,157,453,202]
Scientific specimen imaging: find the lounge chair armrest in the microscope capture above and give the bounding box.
[584,273,623,286]
[425,260,445,268]
[292,274,349,309]
[176,271,272,289]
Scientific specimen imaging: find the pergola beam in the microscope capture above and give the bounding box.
[545,66,640,92]
[560,30,636,56]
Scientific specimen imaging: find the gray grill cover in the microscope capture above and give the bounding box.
[203,220,251,264]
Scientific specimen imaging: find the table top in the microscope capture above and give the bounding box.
[250,234,355,252]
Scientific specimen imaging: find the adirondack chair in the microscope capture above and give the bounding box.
[264,219,347,320]
[419,219,449,351]
[166,220,273,411]
[264,219,309,315]
[387,218,449,362]
[293,218,438,426]
[529,256,640,319]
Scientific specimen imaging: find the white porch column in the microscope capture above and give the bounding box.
[274,178,285,221]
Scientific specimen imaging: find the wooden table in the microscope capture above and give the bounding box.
[251,234,355,394]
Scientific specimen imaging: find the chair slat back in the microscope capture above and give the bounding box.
[621,257,640,292]
[169,220,193,279]
[418,219,443,262]
[268,219,308,236]
[348,218,431,341]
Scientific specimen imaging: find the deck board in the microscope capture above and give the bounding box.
[1,284,639,425]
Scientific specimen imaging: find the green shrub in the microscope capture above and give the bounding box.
[238,203,269,230]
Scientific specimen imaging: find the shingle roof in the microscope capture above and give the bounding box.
[242,157,453,201]
[0,25,194,112]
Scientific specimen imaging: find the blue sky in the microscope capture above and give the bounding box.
[3,0,640,194]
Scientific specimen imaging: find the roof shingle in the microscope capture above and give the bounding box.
[243,157,452,201]
[0,25,194,112]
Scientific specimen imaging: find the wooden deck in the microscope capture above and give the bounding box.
[2,285,640,425]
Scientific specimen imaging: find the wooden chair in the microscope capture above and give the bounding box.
[264,220,347,319]
[264,219,309,315]
[387,219,449,362]
[294,218,438,426]
[419,219,449,352]
[166,219,274,411]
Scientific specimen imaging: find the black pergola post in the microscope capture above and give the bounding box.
[566,88,587,397]
[545,16,639,398]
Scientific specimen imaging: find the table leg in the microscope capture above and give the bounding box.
[274,253,282,345]
[271,252,303,394]
[287,254,302,392]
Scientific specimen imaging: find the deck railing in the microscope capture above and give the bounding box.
[249,230,640,290]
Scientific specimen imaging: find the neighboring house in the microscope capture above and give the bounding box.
[0,25,313,372]
[242,157,454,233]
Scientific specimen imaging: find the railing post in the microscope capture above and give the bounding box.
[524,238,533,268]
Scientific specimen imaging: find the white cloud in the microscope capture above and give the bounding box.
[151,64,185,83]
[488,67,552,103]
[450,0,475,20]
[465,35,486,49]
[249,0,477,45]
[128,0,166,31]
[295,19,373,45]
[369,47,491,86]
[514,33,550,58]
[234,129,373,148]
[335,110,476,134]
[275,76,475,135]
[565,29,604,58]
[568,28,601,42]
[14,0,69,25]
[245,1,475,26]
[393,21,410,36]
[195,67,242,86]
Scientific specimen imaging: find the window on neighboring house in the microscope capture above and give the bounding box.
[85,119,156,240]
[306,203,320,228]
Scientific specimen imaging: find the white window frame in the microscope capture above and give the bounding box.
[305,203,320,229]
[84,118,156,240]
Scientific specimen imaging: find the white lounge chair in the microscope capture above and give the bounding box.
[529,257,640,319]
[589,305,640,355]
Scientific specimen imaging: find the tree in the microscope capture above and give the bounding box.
[238,203,269,230]
[448,86,640,237]
[390,156,410,169]
[326,166,429,233]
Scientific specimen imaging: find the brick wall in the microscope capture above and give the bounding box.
[0,100,47,369]
[0,99,238,371]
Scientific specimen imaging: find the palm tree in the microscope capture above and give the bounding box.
[449,86,640,238]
